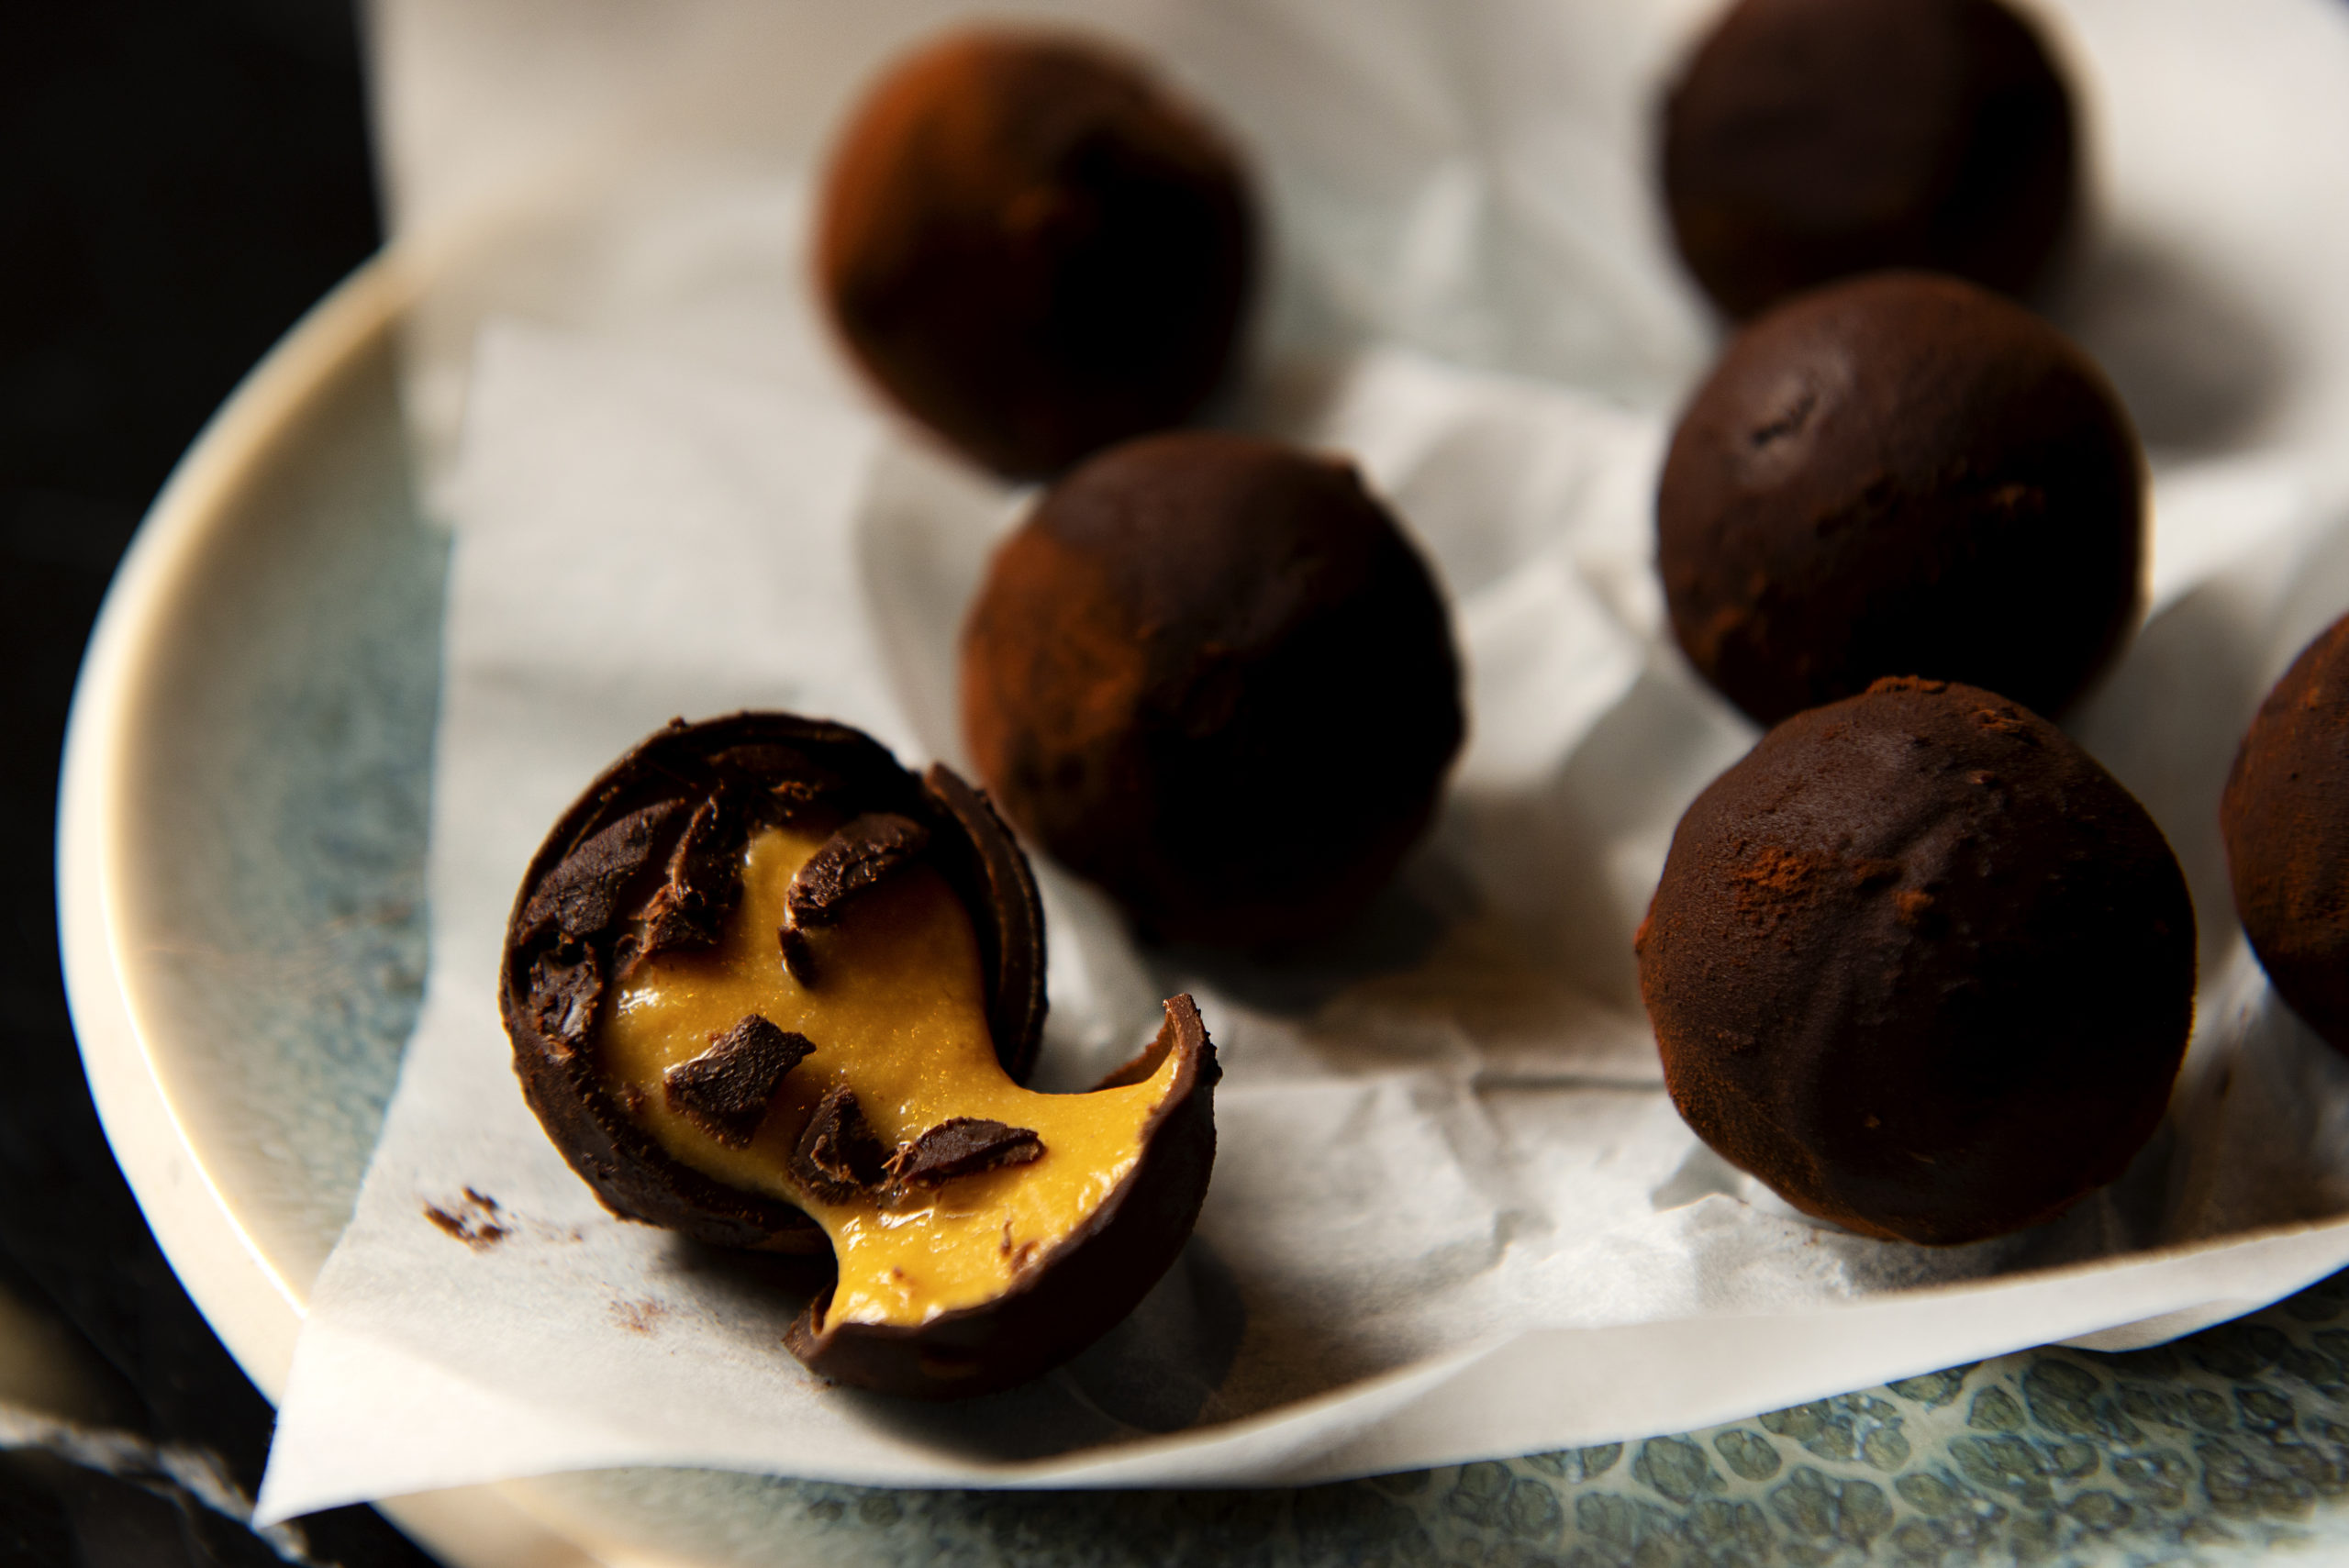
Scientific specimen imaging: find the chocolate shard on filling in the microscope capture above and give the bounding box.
[786,814,931,929]
[637,788,751,962]
[791,1086,890,1204]
[777,923,819,988]
[518,801,684,946]
[887,1118,1045,1187]
[527,944,604,1055]
[662,1015,816,1148]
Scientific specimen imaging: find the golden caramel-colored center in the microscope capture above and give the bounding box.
[599,823,1176,1329]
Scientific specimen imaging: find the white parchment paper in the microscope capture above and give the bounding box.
[259,0,2349,1522]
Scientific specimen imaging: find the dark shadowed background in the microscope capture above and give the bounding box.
[1,2,437,1562]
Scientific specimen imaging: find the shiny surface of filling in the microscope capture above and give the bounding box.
[599,822,1175,1328]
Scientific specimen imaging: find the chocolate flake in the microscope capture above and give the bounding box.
[786,814,930,929]
[662,1014,814,1147]
[637,789,750,962]
[423,1190,508,1251]
[529,943,604,1053]
[791,1086,890,1203]
[778,923,819,987]
[518,801,683,943]
[887,1118,1044,1186]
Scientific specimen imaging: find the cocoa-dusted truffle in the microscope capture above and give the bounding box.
[817,28,1256,478]
[501,713,1219,1397]
[1636,677,2194,1245]
[2224,613,2349,1055]
[1658,271,2143,728]
[1662,0,2077,319]
[961,430,1464,947]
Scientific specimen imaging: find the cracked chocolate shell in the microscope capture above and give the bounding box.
[1636,678,2194,1245]
[500,712,1220,1396]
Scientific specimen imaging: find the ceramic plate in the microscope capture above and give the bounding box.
[56,250,2349,1568]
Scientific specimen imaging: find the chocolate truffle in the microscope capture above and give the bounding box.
[2223,613,2349,1055]
[1657,271,2143,728]
[961,430,1464,948]
[1662,0,2078,319]
[816,28,1256,478]
[501,712,1219,1397]
[1636,677,2195,1245]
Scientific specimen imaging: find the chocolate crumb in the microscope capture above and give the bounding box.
[518,801,682,943]
[887,1118,1044,1186]
[786,814,931,929]
[663,1015,815,1146]
[423,1191,509,1251]
[791,1087,890,1203]
[638,789,750,962]
[529,943,604,1053]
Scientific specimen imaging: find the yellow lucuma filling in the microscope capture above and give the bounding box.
[598,822,1177,1329]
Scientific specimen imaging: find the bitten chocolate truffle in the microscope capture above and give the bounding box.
[501,713,1219,1397]
[817,28,1256,478]
[1662,0,2077,319]
[961,430,1464,948]
[1636,678,2194,1246]
[2224,613,2349,1055]
[1657,271,2143,728]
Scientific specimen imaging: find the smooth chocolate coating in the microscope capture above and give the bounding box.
[1663,0,2077,319]
[1658,271,2143,728]
[817,28,1255,478]
[960,430,1464,947]
[1637,677,2194,1245]
[499,713,1046,1251]
[2223,613,2349,1055]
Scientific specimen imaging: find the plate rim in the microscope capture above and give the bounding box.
[54,250,624,1568]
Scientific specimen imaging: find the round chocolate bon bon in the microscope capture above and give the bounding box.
[2224,612,2349,1055]
[1657,271,2143,728]
[1637,677,2194,1245]
[960,430,1464,948]
[817,28,1255,478]
[1662,0,2077,319]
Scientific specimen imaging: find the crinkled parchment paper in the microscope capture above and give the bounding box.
[258,0,2349,1522]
